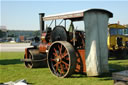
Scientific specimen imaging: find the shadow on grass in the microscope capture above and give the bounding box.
[0,59,23,65]
[70,63,128,80]
[109,63,128,72]
[109,58,128,60]
[71,73,87,78]
[108,55,128,60]
[99,63,128,81]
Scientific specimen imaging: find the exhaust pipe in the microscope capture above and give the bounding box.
[39,13,45,33]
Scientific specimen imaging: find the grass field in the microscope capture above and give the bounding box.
[0,52,128,85]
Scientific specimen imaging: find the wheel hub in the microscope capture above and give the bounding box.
[56,56,61,62]
[56,58,60,62]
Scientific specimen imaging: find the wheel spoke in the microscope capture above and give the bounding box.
[66,57,69,60]
[55,64,58,72]
[50,58,56,62]
[61,61,69,70]
[53,52,58,57]
[61,61,69,66]
[54,62,60,67]
[53,48,58,57]
[54,62,60,72]
[60,63,64,75]
[54,48,57,52]
[58,45,62,56]
[62,50,68,59]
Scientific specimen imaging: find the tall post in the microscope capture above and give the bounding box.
[83,9,113,76]
[39,13,45,34]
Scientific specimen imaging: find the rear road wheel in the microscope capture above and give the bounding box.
[47,41,77,78]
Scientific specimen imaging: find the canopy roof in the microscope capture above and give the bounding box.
[43,9,113,21]
[108,24,126,29]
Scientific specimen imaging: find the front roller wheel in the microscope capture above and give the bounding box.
[24,49,47,68]
[47,41,77,78]
[24,53,33,68]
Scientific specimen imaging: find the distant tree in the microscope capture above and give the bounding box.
[0,30,3,38]
[33,30,40,37]
[8,34,15,37]
[0,30,6,38]
[126,24,128,28]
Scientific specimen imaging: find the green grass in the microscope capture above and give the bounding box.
[0,52,128,85]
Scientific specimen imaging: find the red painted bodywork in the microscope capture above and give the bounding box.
[25,48,28,59]
[39,32,51,53]
[75,49,86,73]
[39,43,51,53]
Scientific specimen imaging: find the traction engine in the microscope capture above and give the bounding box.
[22,9,113,78]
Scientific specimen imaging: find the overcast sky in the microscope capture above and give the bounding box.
[1,1,128,30]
